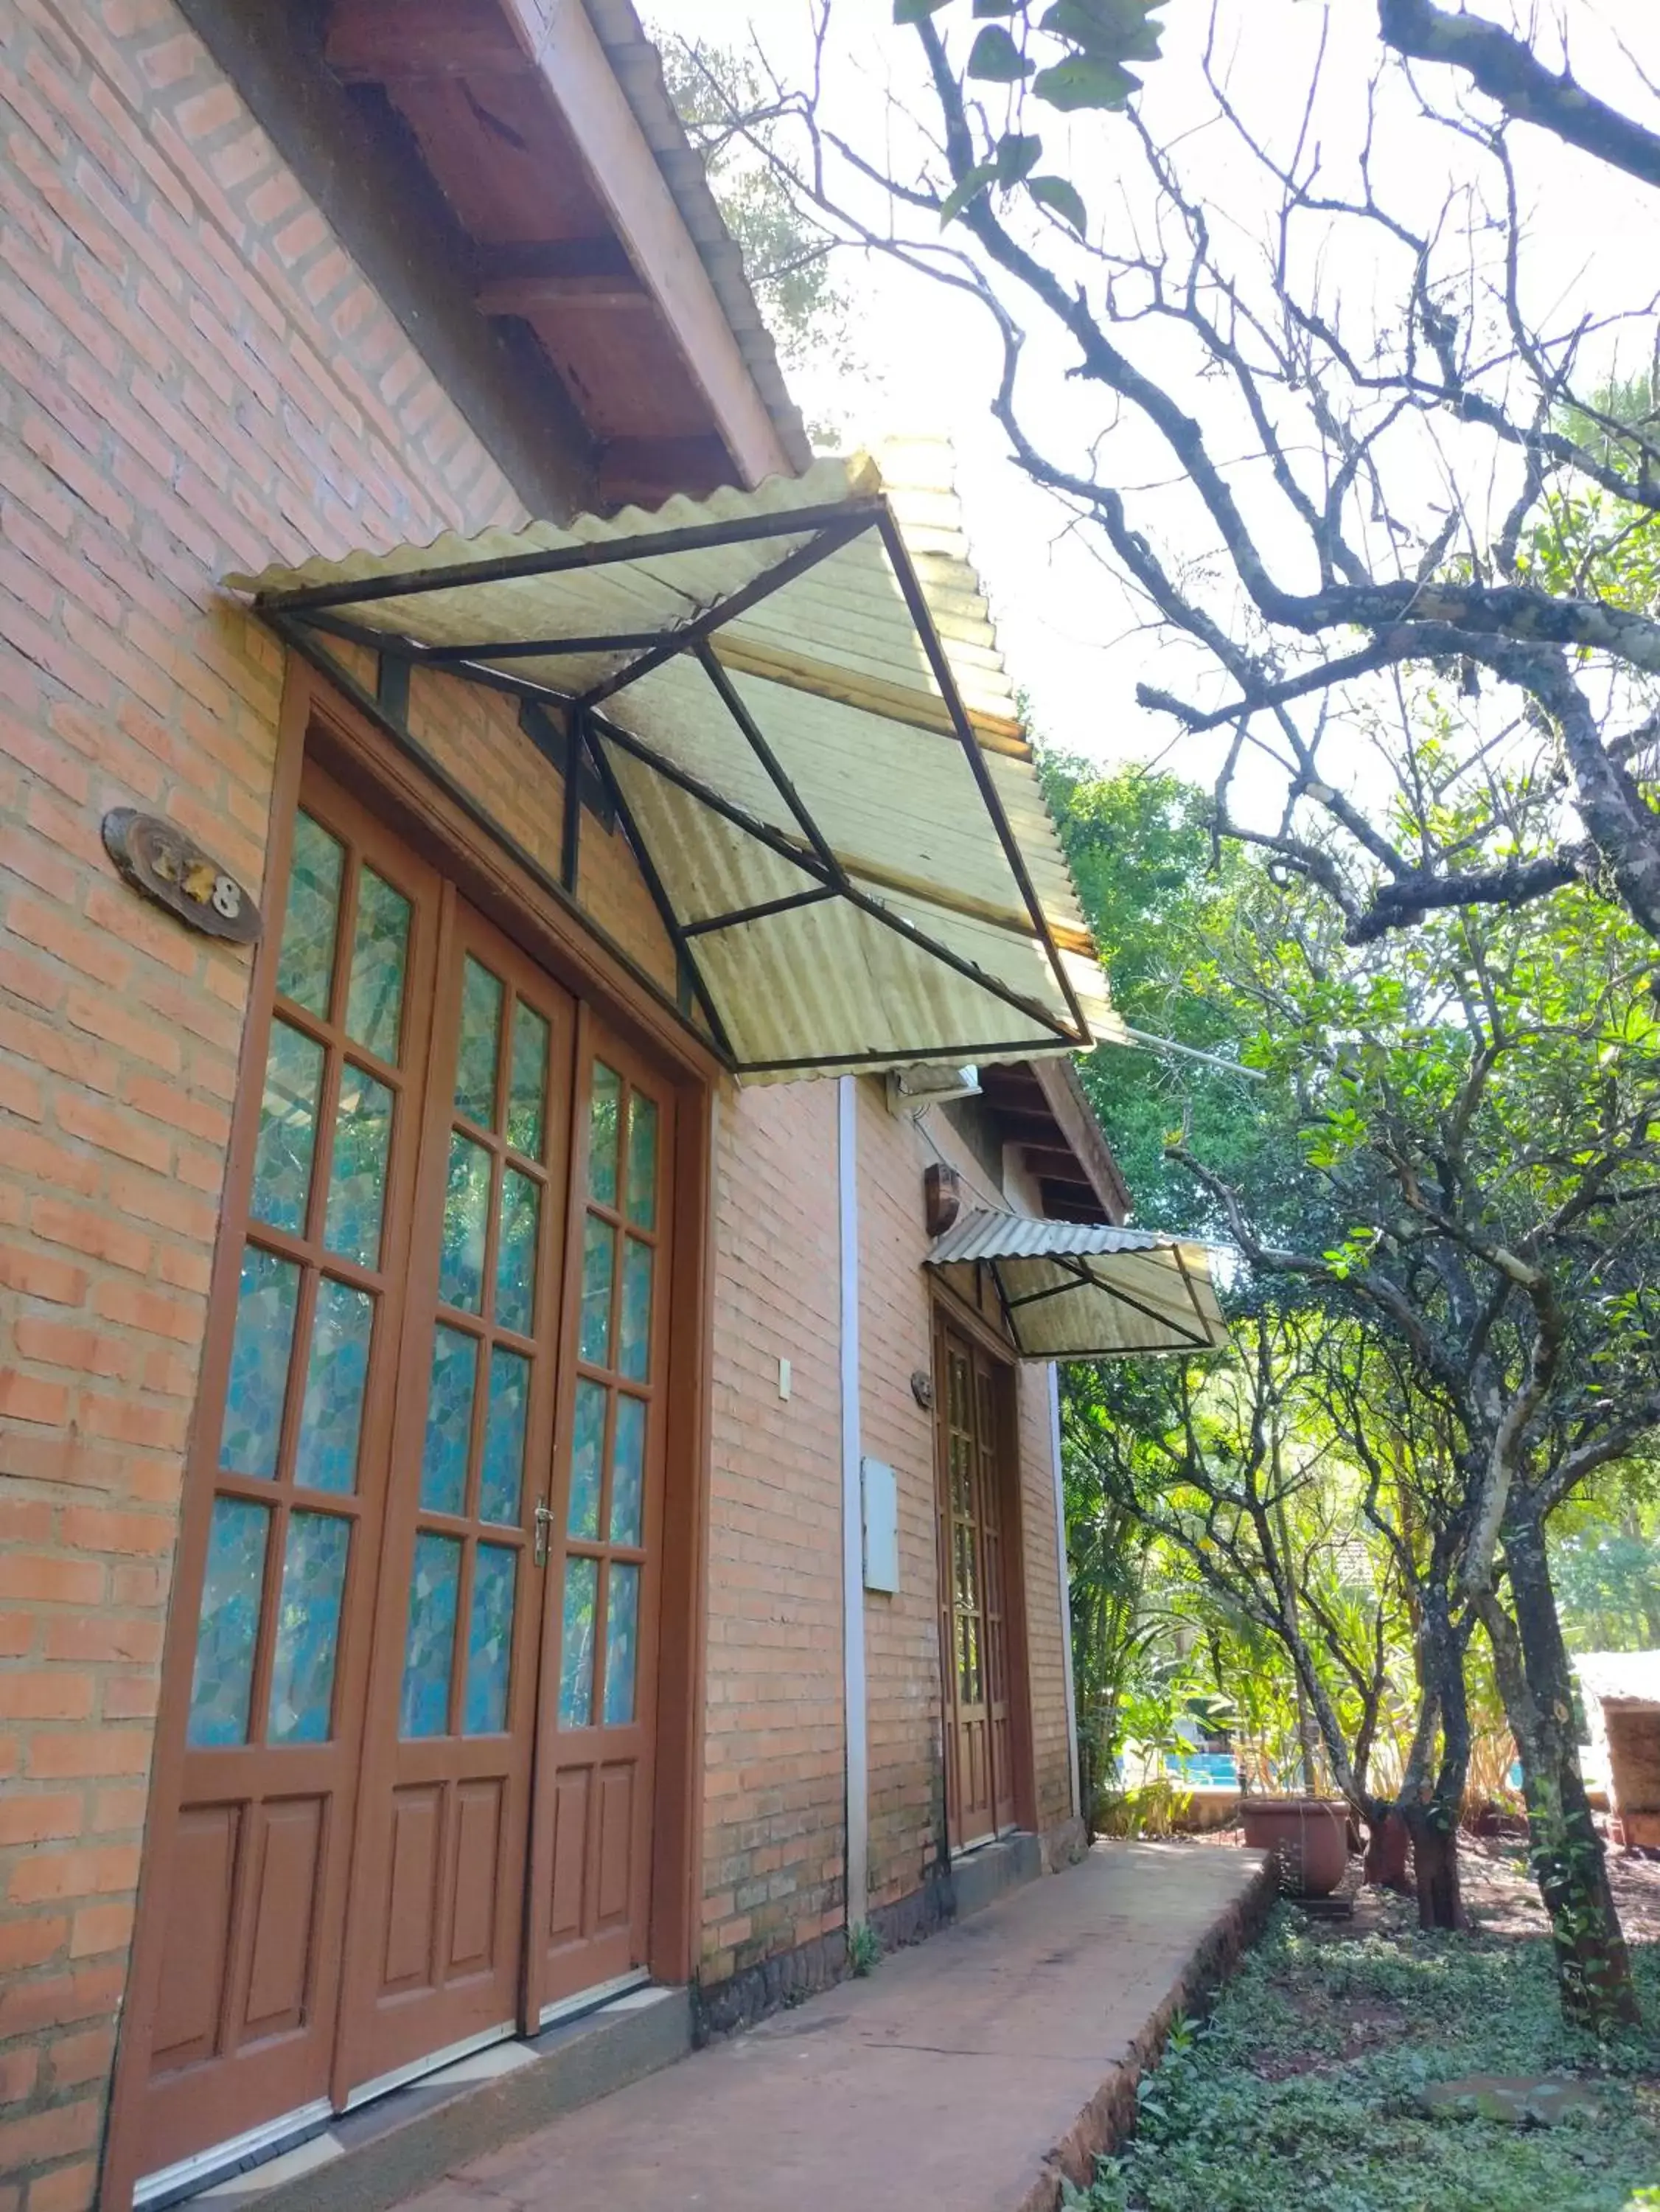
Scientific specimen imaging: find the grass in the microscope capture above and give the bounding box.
[1065,1894,1660,2212]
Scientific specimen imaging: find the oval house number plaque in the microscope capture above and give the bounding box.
[102,808,262,945]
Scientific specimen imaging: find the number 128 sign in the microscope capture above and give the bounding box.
[102,809,262,946]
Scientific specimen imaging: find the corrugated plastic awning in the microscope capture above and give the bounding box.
[927,1211,1228,1360]
[231,444,1117,1082]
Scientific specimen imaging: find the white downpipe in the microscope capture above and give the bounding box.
[1049,1363,1081,1821]
[837,1077,869,1928]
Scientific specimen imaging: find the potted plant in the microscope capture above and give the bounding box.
[1239,1794,1350,1896]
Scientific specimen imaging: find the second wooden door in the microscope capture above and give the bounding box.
[935,1321,1018,1851]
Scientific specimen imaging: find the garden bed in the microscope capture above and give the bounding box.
[1065,1843,1660,2211]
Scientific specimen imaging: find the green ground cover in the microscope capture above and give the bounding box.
[1069,1886,1660,2212]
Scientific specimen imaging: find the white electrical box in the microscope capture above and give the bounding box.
[862,1457,899,1593]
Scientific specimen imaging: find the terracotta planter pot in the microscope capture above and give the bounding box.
[1240,1796,1350,1897]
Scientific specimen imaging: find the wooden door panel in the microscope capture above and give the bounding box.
[528,1024,672,2018]
[243,1797,326,2037]
[935,1321,1019,1853]
[338,900,574,2091]
[150,1804,240,2071]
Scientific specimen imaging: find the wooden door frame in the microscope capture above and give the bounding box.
[106,658,717,2211]
[930,1293,1039,1852]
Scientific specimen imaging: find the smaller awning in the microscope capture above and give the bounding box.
[927,1211,1228,1360]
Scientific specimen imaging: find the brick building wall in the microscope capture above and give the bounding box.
[0,3,678,2200]
[699,1079,846,1983]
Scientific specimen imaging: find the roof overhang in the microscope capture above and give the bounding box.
[926,1211,1228,1360]
[978,1060,1131,1225]
[233,445,1119,1085]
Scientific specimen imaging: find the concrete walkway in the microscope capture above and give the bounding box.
[392,1842,1269,2212]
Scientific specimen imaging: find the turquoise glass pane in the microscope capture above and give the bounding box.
[294,1277,373,1495]
[464,1544,517,1735]
[588,1064,621,1206]
[455,957,503,1128]
[251,1018,324,1236]
[420,1324,478,1516]
[579,1215,615,1367]
[267,1510,350,1745]
[618,1237,652,1383]
[507,1000,549,1161]
[276,811,343,1019]
[343,866,410,1065]
[220,1245,300,1480]
[603,1563,640,1727]
[480,1348,529,1526]
[323,1065,392,1270]
[399,1532,461,1739]
[610,1394,646,1547]
[568,1379,606,1540]
[186,1496,270,1747]
[558,1556,597,1730]
[495,1166,540,1337]
[439,1130,490,1312]
[626,1093,658,1231]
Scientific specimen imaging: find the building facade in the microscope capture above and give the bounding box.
[0,7,1222,2207]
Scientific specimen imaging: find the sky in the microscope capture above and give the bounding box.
[646,0,1660,786]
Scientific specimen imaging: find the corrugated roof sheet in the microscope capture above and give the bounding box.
[927,1210,1228,1360]
[234,444,1118,1083]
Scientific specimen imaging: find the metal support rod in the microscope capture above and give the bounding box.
[874,512,1090,1047]
[258,498,890,615]
[681,887,838,939]
[693,642,847,885]
[586,717,1074,1044]
[579,513,877,710]
[1001,1258,1212,1346]
[562,704,585,895]
[575,717,739,1066]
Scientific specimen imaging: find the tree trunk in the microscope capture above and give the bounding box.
[1492,1524,1639,2030]
[1400,1593,1469,1929]
[1404,1801,1464,1928]
[1362,1806,1413,1892]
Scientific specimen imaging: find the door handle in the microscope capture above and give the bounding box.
[533,1500,556,1568]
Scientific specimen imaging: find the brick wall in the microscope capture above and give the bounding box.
[0,2,669,2201]
[700,1079,846,1981]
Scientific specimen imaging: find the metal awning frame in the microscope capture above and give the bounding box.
[995,1250,1217,1355]
[253,496,1092,1080]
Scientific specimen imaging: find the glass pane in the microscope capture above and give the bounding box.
[399,1532,461,1739]
[495,1167,540,1337]
[420,1324,478,1516]
[558,1556,597,1730]
[186,1496,270,1747]
[343,867,410,1065]
[618,1237,652,1383]
[610,1394,646,1547]
[276,811,343,1019]
[480,1348,529,1526]
[587,1063,621,1206]
[455,956,503,1128]
[439,1131,490,1313]
[579,1216,615,1368]
[568,1379,607,1541]
[267,1511,350,1745]
[250,1018,324,1236]
[626,1093,658,1230]
[507,1001,549,1161]
[464,1544,517,1735]
[323,1065,392,1270]
[603,1563,640,1727]
[294,1278,373,1495]
[220,1245,300,1480]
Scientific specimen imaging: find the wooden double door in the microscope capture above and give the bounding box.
[935,1320,1021,1851]
[127,766,675,2187]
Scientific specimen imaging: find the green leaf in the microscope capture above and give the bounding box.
[1028,173,1087,234]
[1041,0,1167,60]
[966,24,1033,79]
[996,130,1045,185]
[939,159,999,225]
[893,0,952,21]
[1033,53,1140,108]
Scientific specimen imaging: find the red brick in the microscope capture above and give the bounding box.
[0,1792,83,1846]
[0,1672,93,1723]
[54,1090,172,1174]
[26,1728,152,1781]
[10,1319,129,1382]
[0,1916,66,1975]
[0,1243,88,1307]
[7,1843,142,1906]
[28,1199,151,1277]
[42,1615,161,1667]
[0,1371,70,1427]
[25,2158,98,2212]
[0,2046,39,2107]
[69,1900,133,1959]
[0,1558,105,1609]
[0,1961,124,2039]
[46,2025,116,2090]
